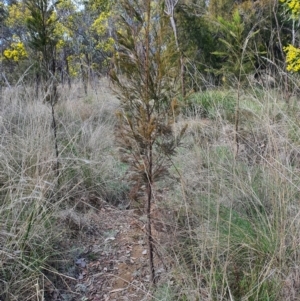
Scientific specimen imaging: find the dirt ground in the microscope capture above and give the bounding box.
[46,197,169,301]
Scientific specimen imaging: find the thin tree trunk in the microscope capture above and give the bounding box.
[60,63,64,87]
[146,179,155,283]
[81,63,88,95]
[49,46,59,180]
[0,24,2,106]
[179,55,185,97]
[145,0,155,284]
[0,73,2,107]
[168,6,185,97]
[85,53,91,91]
[65,50,71,89]
[51,98,59,179]
[35,72,40,99]
[235,80,241,158]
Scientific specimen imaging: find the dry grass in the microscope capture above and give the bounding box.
[0,80,128,300]
[2,78,300,300]
[154,83,300,300]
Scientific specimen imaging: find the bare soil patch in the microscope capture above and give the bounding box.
[47,199,160,301]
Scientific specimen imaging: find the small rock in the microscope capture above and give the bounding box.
[75,258,86,268]
[119,256,127,262]
[142,250,147,255]
[156,267,165,274]
[132,270,141,277]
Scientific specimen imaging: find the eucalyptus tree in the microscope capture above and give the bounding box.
[54,0,77,88]
[65,0,114,93]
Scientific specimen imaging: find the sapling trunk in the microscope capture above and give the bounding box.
[145,0,155,282]
[235,80,241,158]
[81,63,88,95]
[146,181,155,283]
[50,96,59,179]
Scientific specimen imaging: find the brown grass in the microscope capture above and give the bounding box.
[2,78,300,300]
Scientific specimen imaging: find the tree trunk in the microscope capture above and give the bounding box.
[81,63,88,95]
[146,180,155,283]
[169,13,185,97]
[51,97,59,179]
[65,49,71,89]
[0,73,3,107]
[35,72,40,99]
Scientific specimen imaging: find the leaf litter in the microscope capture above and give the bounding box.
[46,198,163,301]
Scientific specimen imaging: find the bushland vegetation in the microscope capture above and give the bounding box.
[2,0,300,300]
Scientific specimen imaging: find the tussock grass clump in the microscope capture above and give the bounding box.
[184,90,236,121]
[155,87,300,301]
[4,79,300,300]
[0,82,128,300]
[54,89,128,205]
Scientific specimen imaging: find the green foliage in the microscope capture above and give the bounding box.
[0,182,58,300]
[24,0,61,98]
[185,90,236,121]
[0,0,292,89]
[280,0,300,18]
[25,0,58,73]
[208,0,236,18]
[174,4,220,88]
[214,203,280,300]
[154,283,175,301]
[67,0,114,81]
[0,2,6,22]
[175,176,282,299]
[211,9,259,83]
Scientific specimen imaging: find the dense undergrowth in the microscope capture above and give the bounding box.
[0,81,127,300]
[1,78,300,300]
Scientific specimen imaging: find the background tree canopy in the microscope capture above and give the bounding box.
[0,0,298,91]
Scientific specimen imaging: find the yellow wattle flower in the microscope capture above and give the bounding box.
[284,44,300,72]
